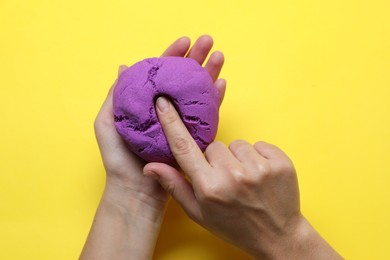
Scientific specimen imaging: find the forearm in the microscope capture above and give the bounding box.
[80,180,166,260]
[290,217,343,260]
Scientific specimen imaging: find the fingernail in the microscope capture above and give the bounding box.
[118,66,125,77]
[143,170,159,180]
[156,96,170,112]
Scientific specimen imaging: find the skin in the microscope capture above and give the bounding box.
[143,93,344,258]
[81,35,343,259]
[80,35,225,260]
[144,98,343,259]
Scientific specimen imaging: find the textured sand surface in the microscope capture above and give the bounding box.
[113,57,219,164]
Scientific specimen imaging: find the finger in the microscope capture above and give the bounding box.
[102,65,127,116]
[229,140,268,164]
[186,35,213,65]
[155,96,211,179]
[204,51,224,82]
[94,72,143,167]
[214,78,226,105]
[253,141,295,174]
[253,141,289,160]
[205,141,239,168]
[143,162,201,221]
[118,65,128,77]
[161,36,191,57]
[94,78,119,152]
[99,64,124,116]
[97,78,116,122]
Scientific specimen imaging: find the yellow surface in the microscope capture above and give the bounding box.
[1,0,389,259]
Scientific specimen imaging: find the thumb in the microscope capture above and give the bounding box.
[143,162,200,220]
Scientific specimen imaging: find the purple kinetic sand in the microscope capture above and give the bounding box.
[113,57,219,165]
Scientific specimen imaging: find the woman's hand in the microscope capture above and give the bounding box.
[143,97,343,259]
[81,35,226,260]
[94,35,225,209]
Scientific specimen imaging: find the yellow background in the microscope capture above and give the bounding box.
[1,0,389,259]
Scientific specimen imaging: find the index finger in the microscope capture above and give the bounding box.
[155,96,211,178]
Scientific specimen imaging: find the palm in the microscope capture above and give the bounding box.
[94,35,225,203]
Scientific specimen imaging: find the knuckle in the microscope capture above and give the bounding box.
[230,140,253,157]
[253,162,272,183]
[198,183,226,204]
[224,161,243,175]
[163,112,178,125]
[94,114,110,132]
[206,141,224,154]
[226,164,255,187]
[164,182,176,196]
[233,171,251,186]
[256,161,272,175]
[229,139,248,150]
[255,159,296,182]
[254,141,280,152]
[275,159,295,176]
[172,137,194,156]
[212,140,225,148]
[254,141,267,150]
[233,168,261,189]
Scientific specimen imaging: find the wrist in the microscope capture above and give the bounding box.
[80,180,167,260]
[103,176,168,223]
[254,215,343,260]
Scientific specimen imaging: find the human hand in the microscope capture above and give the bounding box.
[81,36,226,260]
[94,35,226,210]
[143,99,343,259]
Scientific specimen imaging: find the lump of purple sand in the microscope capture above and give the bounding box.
[113,57,219,165]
